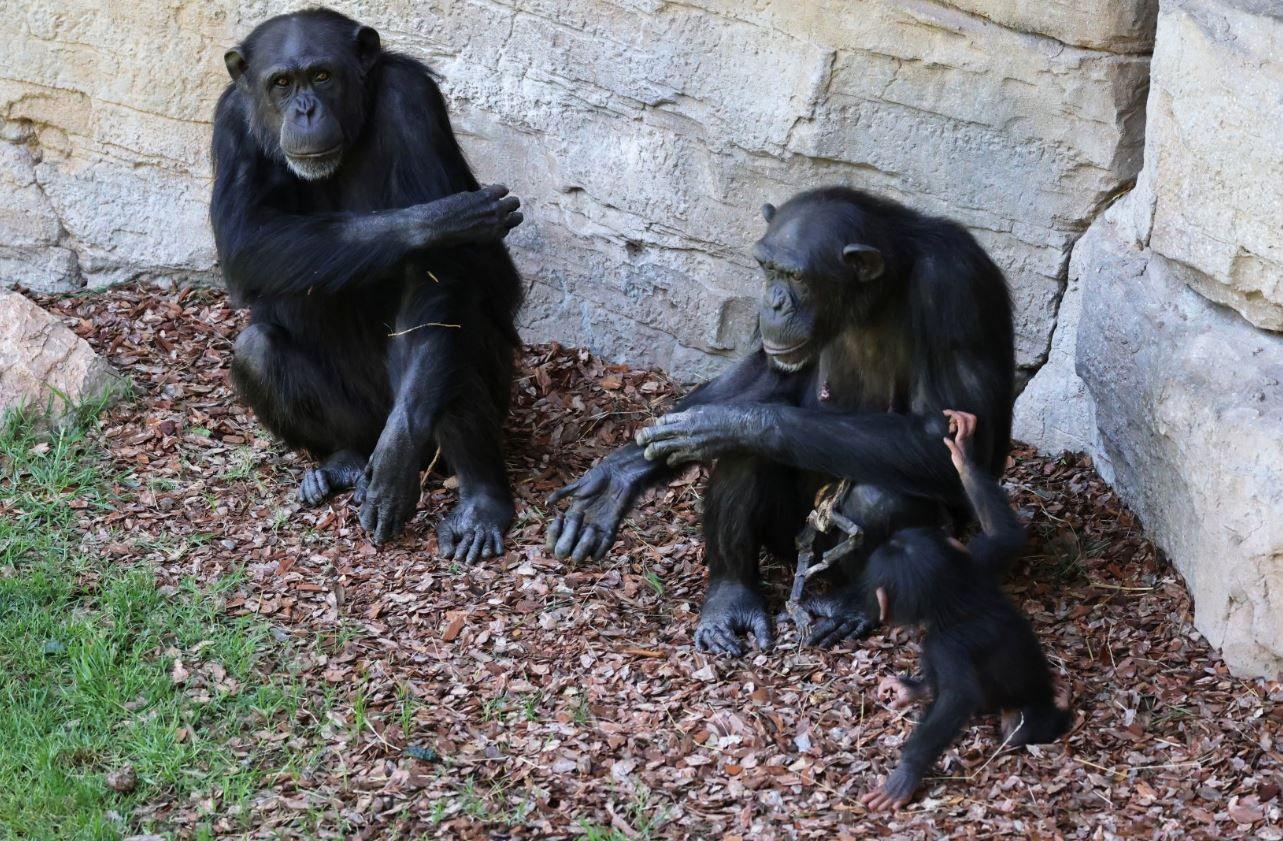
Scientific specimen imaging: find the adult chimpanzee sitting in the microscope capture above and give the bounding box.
[546,187,1015,655]
[212,9,524,560]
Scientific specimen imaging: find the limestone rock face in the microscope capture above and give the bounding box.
[1014,0,1283,676]
[1074,211,1283,678]
[1123,0,1283,331]
[0,0,1151,378]
[0,290,119,422]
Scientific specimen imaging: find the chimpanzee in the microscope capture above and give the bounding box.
[859,410,1069,811]
[211,9,524,559]
[546,186,1014,655]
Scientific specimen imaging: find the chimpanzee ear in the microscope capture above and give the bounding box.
[876,586,890,624]
[761,203,777,223]
[842,243,885,282]
[356,26,382,69]
[224,49,248,82]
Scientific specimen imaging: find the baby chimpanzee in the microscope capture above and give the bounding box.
[860,410,1070,812]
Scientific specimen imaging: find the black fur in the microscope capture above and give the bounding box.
[861,525,1068,809]
[211,9,523,556]
[549,187,1016,656]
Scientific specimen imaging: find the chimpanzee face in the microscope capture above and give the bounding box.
[225,17,380,181]
[751,199,885,373]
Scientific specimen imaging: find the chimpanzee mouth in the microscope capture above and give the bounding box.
[763,340,812,372]
[289,144,343,159]
[285,146,344,181]
[763,339,807,356]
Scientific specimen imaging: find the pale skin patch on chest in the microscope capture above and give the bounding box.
[818,319,912,410]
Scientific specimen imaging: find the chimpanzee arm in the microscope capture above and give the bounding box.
[210,92,520,301]
[944,410,1024,572]
[546,351,794,562]
[959,466,1024,572]
[635,340,1011,505]
[637,404,963,503]
[862,648,982,811]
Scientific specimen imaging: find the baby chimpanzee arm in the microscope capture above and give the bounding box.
[943,410,1024,572]
[862,652,983,811]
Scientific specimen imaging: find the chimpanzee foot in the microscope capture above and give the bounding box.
[694,580,774,657]
[437,492,514,564]
[892,675,930,709]
[802,587,877,648]
[297,450,367,506]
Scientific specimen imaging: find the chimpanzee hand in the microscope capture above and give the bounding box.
[860,765,921,812]
[635,405,776,467]
[695,580,773,656]
[404,184,523,249]
[355,452,421,545]
[942,409,977,475]
[546,449,651,562]
[802,585,878,648]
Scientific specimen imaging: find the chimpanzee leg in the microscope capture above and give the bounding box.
[696,456,808,656]
[231,323,386,502]
[433,369,515,564]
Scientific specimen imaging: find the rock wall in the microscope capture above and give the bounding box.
[0,0,1153,379]
[1017,0,1283,677]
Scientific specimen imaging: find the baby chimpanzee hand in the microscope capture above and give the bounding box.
[942,409,977,475]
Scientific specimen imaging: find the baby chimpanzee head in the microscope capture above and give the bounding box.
[863,527,973,627]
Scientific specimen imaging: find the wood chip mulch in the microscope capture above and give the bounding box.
[35,284,1283,839]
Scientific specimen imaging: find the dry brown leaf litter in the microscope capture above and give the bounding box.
[32,284,1283,839]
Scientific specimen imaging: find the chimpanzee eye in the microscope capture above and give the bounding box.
[273,75,291,88]
[314,70,330,82]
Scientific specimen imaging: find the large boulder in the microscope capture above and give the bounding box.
[1074,210,1283,678]
[1014,0,1283,676]
[0,290,119,423]
[1119,0,1283,332]
[0,0,1153,379]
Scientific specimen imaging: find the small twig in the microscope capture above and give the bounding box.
[387,321,461,337]
[1089,581,1155,592]
[420,446,442,490]
[968,712,1023,778]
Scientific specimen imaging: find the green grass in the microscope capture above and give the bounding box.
[0,406,320,839]
[577,785,668,840]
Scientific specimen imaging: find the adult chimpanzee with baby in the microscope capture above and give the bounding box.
[212,9,524,559]
[547,186,1015,655]
[858,409,1069,810]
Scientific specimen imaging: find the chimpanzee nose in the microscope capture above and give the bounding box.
[295,97,317,123]
[767,285,790,312]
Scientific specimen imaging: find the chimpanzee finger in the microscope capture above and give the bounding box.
[808,616,854,648]
[479,184,509,199]
[634,418,682,447]
[665,448,700,468]
[751,614,775,651]
[710,628,745,657]
[465,528,487,564]
[497,195,520,214]
[696,626,743,657]
[544,515,562,552]
[452,528,476,562]
[569,525,599,564]
[439,524,457,558]
[488,528,504,559]
[502,211,523,231]
[546,481,580,506]
[592,527,616,561]
[298,471,327,505]
[553,511,584,557]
